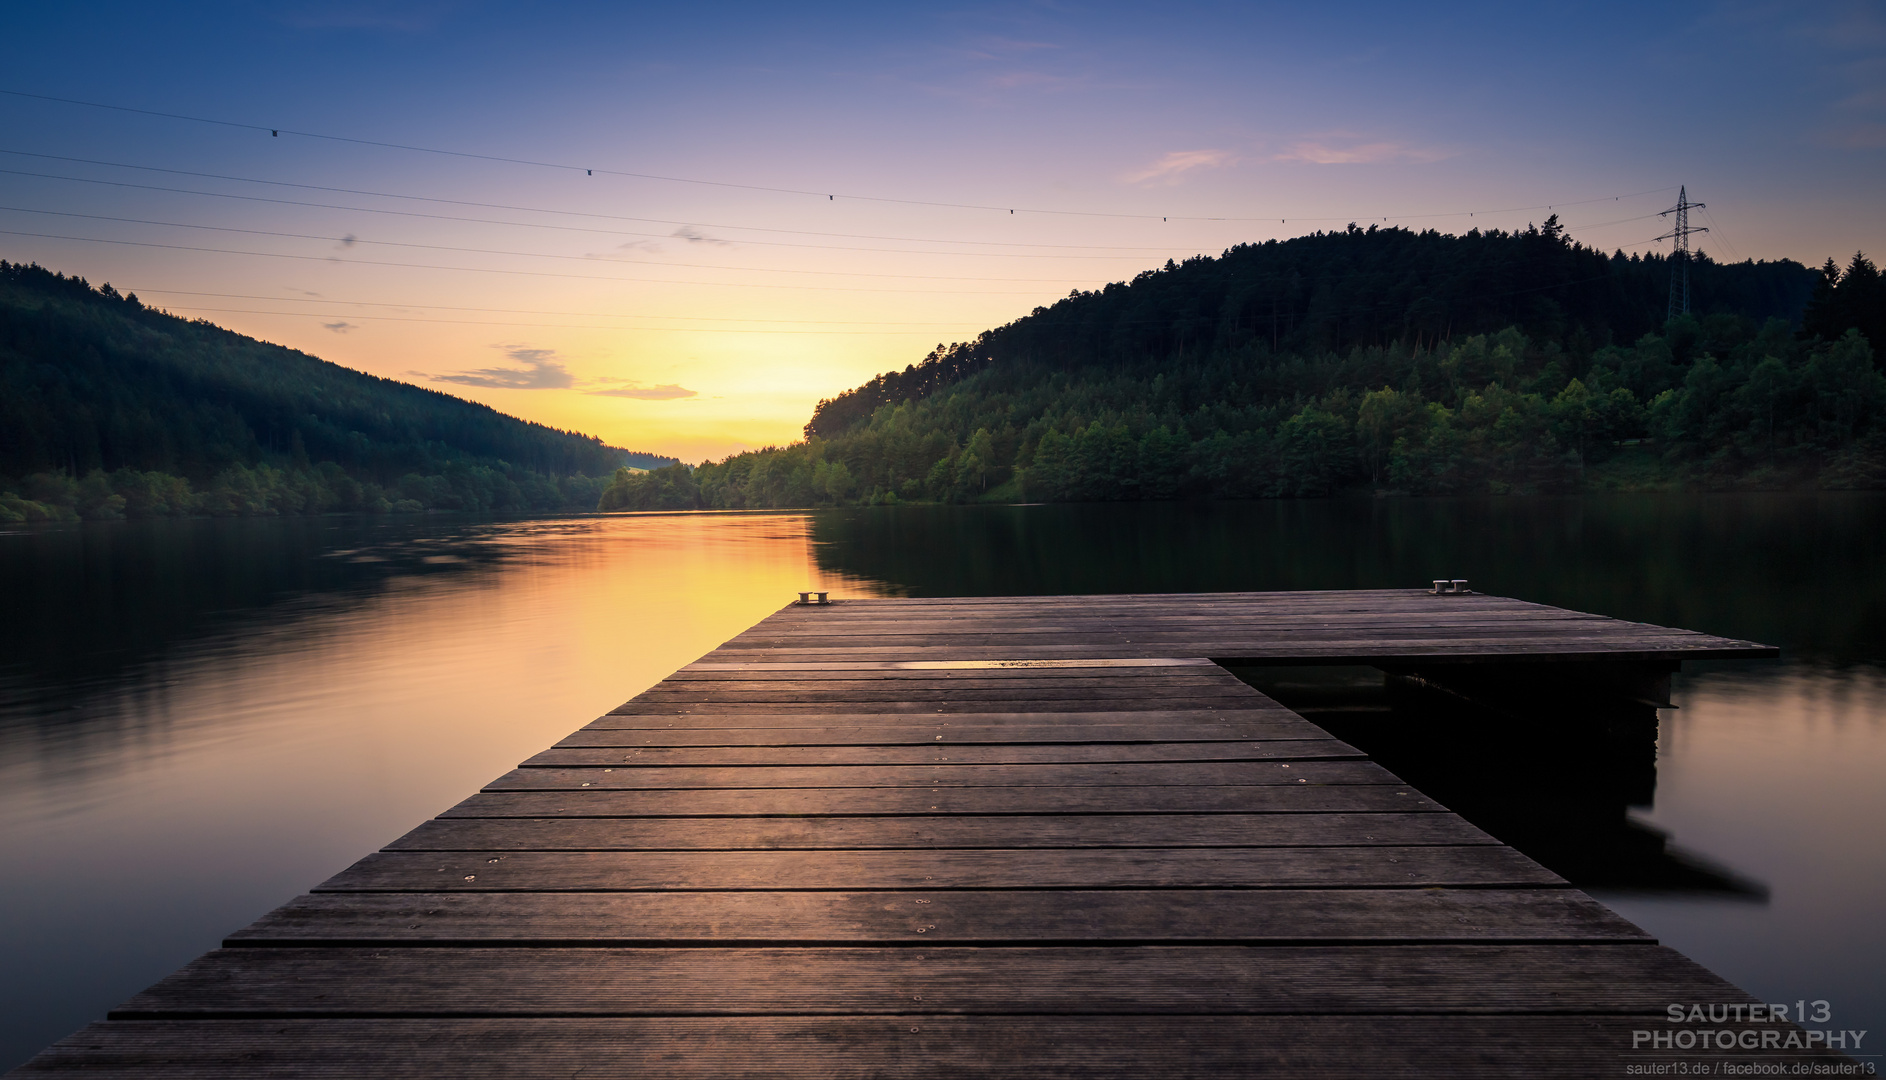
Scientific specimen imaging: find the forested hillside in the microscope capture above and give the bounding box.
[598,224,1886,511]
[0,261,676,521]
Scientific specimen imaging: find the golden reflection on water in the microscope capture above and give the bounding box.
[3,513,884,824]
[0,512,883,1067]
[2,505,1884,1067]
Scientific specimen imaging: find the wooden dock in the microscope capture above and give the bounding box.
[17,590,1854,1077]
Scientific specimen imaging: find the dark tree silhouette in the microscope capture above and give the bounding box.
[0,260,677,519]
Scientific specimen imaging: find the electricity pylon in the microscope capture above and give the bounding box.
[1655,186,1708,320]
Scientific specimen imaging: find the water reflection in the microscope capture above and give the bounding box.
[1599,663,1886,1043]
[2,498,1883,1070]
[0,512,884,1070]
[0,516,509,718]
[808,496,1886,659]
[1230,664,1767,896]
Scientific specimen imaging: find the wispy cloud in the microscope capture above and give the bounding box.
[598,240,663,256]
[985,70,1079,92]
[588,382,698,400]
[964,35,1061,59]
[902,28,1110,106]
[1123,149,1236,186]
[1274,135,1451,165]
[1809,16,1886,149]
[281,3,453,32]
[322,320,356,333]
[1785,1,1886,51]
[1812,121,1886,148]
[1836,84,1886,111]
[590,226,731,259]
[672,226,730,246]
[428,346,574,390]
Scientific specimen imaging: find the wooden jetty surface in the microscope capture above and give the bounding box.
[21,590,1846,1078]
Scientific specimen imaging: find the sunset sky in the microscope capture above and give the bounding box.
[4,1,1883,462]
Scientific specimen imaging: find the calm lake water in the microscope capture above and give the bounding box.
[2,498,1883,1069]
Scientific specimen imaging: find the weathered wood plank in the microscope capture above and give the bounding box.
[697,595,1776,662]
[691,642,1775,663]
[229,888,1649,945]
[36,1014,1855,1079]
[706,634,1726,655]
[754,592,1534,608]
[604,700,1299,715]
[623,689,1271,704]
[590,706,1295,722]
[702,631,1759,654]
[728,624,1709,645]
[726,603,1645,623]
[557,722,1326,746]
[315,845,1559,891]
[441,784,1444,817]
[383,813,1497,852]
[483,759,1397,791]
[13,590,1789,1079]
[664,665,1257,679]
[647,676,1256,691]
[630,679,1259,694]
[742,611,1616,627]
[627,677,1272,695]
[114,944,1733,1018]
[522,739,1363,767]
[717,610,1617,633]
[693,655,1224,665]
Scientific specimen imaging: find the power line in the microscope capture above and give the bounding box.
[1559,211,1666,233]
[0,166,1165,262]
[1,158,1673,273]
[0,205,1098,283]
[0,148,1681,256]
[0,89,1675,225]
[17,200,1677,296]
[1697,205,1740,262]
[0,230,1061,295]
[0,150,1179,255]
[152,305,950,335]
[127,289,973,326]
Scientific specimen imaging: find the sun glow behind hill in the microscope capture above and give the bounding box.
[1,3,1881,460]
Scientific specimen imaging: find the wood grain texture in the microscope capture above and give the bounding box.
[482,759,1396,791]
[315,845,1560,892]
[114,944,1734,1017]
[382,813,1496,852]
[18,590,1789,1077]
[588,708,1311,727]
[229,888,1652,945]
[557,721,1327,745]
[439,784,1446,817]
[521,739,1364,768]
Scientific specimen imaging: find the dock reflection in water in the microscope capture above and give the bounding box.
[1239,656,1886,1043]
[1232,664,1768,896]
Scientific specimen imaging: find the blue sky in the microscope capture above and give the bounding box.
[3,1,1882,457]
